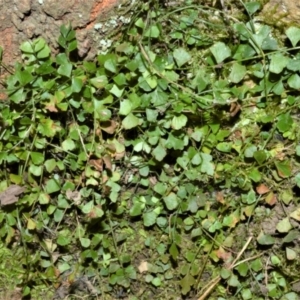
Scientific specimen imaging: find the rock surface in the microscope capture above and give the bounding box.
[261,0,300,27]
[0,0,126,66]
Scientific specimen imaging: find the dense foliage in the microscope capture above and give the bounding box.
[1,1,300,299]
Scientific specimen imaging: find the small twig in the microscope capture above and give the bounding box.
[198,276,221,300]
[264,256,270,288]
[229,236,253,268]
[197,237,253,300]
[232,251,265,268]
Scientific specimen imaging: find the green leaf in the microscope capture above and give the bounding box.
[173,48,191,67]
[281,292,298,300]
[57,62,72,77]
[220,268,231,279]
[216,142,232,153]
[269,53,289,74]
[90,76,108,89]
[282,230,300,244]
[286,247,296,260]
[253,150,267,165]
[54,209,64,222]
[104,58,117,73]
[96,108,111,121]
[16,69,33,86]
[62,139,76,151]
[144,74,157,89]
[35,38,51,58]
[295,173,300,188]
[286,26,300,47]
[288,74,300,89]
[248,168,261,182]
[38,118,60,137]
[180,274,195,295]
[154,182,168,195]
[244,1,261,15]
[151,277,162,287]
[45,179,61,194]
[143,211,157,227]
[119,100,132,116]
[177,155,189,168]
[228,273,240,287]
[39,193,50,204]
[80,238,91,248]
[275,161,291,178]
[257,231,275,245]
[29,164,43,176]
[290,207,300,221]
[276,217,292,233]
[163,192,179,210]
[171,114,188,130]
[44,159,56,173]
[210,42,231,63]
[122,113,140,129]
[152,144,167,161]
[244,145,257,158]
[236,262,249,277]
[135,18,145,28]
[144,25,160,38]
[191,153,201,165]
[130,202,144,217]
[82,200,94,214]
[169,242,179,260]
[276,113,293,133]
[146,109,158,122]
[114,73,127,86]
[71,77,84,93]
[229,62,247,83]
[30,152,44,165]
[200,153,214,176]
[9,87,26,103]
[57,234,71,246]
[241,289,252,300]
[20,41,34,53]
[110,84,124,97]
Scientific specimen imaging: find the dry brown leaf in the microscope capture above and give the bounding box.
[256,184,270,195]
[138,260,149,273]
[45,103,58,112]
[215,247,232,262]
[149,176,158,186]
[102,155,112,171]
[265,192,277,206]
[106,143,116,152]
[114,151,125,160]
[229,102,241,117]
[101,120,117,134]
[0,185,25,206]
[215,191,225,204]
[66,190,81,205]
[89,158,103,171]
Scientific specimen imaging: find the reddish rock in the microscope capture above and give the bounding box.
[0,0,123,66]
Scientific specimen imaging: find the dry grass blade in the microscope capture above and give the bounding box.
[197,237,253,300]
